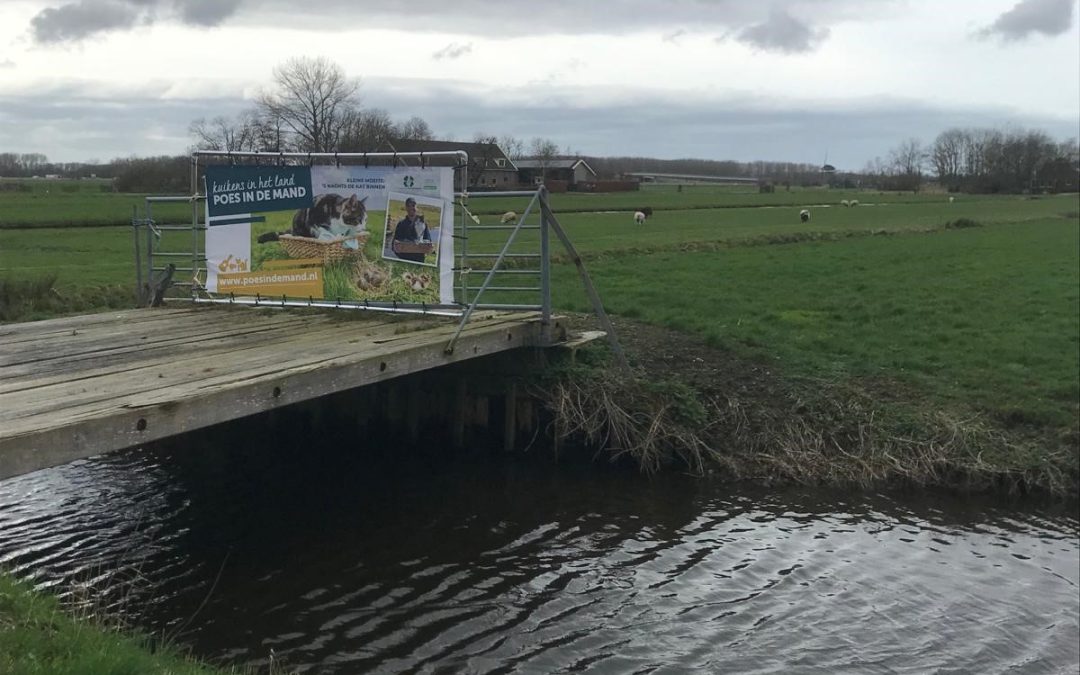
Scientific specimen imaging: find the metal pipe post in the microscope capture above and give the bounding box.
[540,200,630,370]
[539,186,552,343]
[444,189,541,354]
[144,200,155,306]
[132,205,142,304]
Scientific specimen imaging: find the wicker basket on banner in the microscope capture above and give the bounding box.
[392,240,436,256]
[277,233,369,265]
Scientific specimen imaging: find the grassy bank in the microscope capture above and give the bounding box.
[0,276,133,322]
[543,215,1079,495]
[0,571,228,674]
[553,218,1079,428]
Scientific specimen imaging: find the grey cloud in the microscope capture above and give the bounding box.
[248,0,899,36]
[732,9,830,53]
[0,87,249,161]
[978,0,1076,41]
[8,78,1075,169]
[662,29,687,43]
[175,0,243,26]
[432,42,473,60]
[29,0,242,43]
[360,80,1080,170]
[26,0,901,41]
[30,0,141,44]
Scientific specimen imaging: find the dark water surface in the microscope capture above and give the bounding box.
[0,419,1077,674]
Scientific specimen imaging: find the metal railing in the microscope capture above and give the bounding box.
[132,195,206,305]
[133,150,625,365]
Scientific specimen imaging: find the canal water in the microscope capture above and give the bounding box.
[0,413,1076,674]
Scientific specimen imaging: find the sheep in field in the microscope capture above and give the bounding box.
[850,199,859,207]
[841,199,850,207]
[949,196,955,203]
[799,209,811,223]
[634,211,647,224]
[500,211,517,224]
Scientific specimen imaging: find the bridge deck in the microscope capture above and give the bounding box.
[0,306,549,480]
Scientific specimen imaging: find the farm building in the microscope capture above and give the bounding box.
[380,139,520,190]
[516,158,597,190]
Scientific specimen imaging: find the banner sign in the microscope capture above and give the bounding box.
[206,166,313,217]
[205,165,454,305]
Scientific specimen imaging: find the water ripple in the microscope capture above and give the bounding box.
[0,442,1076,674]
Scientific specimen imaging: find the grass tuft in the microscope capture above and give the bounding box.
[943,217,983,229]
[1,276,133,322]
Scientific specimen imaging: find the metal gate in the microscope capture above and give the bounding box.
[132,150,624,362]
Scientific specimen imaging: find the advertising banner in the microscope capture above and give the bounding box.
[205,165,454,305]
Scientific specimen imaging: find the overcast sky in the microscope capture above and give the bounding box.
[1,0,1077,168]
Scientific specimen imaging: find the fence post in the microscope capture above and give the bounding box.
[132,205,142,305]
[540,186,552,344]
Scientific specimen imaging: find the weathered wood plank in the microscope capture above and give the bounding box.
[0,307,205,341]
[0,313,416,382]
[0,316,460,419]
[0,310,544,480]
[0,314,319,367]
[1,312,534,424]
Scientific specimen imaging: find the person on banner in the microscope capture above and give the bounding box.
[392,197,432,263]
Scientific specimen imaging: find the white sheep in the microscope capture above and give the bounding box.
[840,199,850,207]
[849,199,859,207]
[799,209,810,223]
[633,211,647,224]
[948,196,955,203]
[500,211,517,224]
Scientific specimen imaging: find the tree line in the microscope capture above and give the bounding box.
[866,128,1079,194]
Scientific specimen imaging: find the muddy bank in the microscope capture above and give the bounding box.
[545,314,1079,498]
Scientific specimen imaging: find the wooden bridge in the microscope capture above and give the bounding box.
[0,306,562,481]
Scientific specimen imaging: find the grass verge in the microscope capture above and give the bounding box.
[0,276,134,323]
[0,571,230,674]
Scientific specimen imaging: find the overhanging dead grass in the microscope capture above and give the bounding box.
[539,362,1078,497]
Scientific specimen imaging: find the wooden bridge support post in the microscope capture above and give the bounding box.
[503,379,518,453]
[452,378,467,449]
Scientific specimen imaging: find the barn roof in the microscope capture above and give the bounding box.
[515,158,596,175]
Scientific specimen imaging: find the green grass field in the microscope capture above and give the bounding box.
[1,177,985,228]
[2,188,1078,451]
[550,217,1079,430]
[0,178,192,228]
[465,192,1074,256]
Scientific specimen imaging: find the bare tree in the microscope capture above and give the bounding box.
[189,112,260,152]
[256,57,360,152]
[338,108,396,152]
[248,109,286,152]
[499,134,525,159]
[396,116,434,141]
[529,137,560,180]
[889,138,925,192]
[930,128,966,190]
[465,133,503,187]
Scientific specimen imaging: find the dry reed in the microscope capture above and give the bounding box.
[540,366,1076,496]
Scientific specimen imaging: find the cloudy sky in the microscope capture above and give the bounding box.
[1,0,1077,168]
